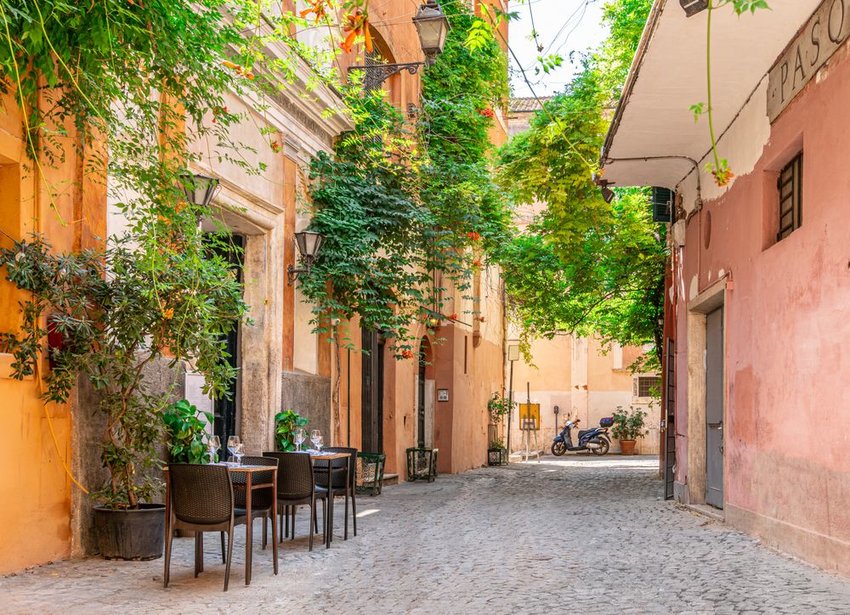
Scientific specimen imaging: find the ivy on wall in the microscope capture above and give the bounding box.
[300,0,511,355]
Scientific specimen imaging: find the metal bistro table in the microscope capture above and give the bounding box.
[164,463,279,586]
[310,452,351,548]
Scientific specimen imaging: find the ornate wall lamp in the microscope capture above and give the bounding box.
[288,231,325,285]
[347,0,449,87]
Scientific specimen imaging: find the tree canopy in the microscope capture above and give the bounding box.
[494,0,666,365]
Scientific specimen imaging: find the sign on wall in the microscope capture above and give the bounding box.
[767,0,850,122]
[437,388,449,402]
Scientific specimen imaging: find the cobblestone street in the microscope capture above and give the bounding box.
[4,457,850,614]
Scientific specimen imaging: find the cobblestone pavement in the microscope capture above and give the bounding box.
[4,456,850,614]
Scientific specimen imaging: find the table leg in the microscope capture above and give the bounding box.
[344,461,350,541]
[326,463,333,548]
[271,470,279,575]
[245,472,253,585]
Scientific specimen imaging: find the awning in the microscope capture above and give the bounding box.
[600,0,822,190]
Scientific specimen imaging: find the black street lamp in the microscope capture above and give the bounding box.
[179,172,220,208]
[288,231,325,285]
[348,0,449,86]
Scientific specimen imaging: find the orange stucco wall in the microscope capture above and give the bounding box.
[0,90,106,573]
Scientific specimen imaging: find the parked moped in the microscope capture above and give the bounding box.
[550,415,612,456]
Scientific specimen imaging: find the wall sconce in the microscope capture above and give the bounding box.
[288,231,324,285]
[179,172,220,208]
[347,0,449,87]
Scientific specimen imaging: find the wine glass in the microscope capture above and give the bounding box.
[227,435,240,465]
[315,433,323,453]
[208,435,221,464]
[294,428,306,452]
[310,429,321,452]
[234,442,244,466]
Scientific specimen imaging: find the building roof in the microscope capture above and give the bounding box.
[599,0,823,191]
[509,97,552,113]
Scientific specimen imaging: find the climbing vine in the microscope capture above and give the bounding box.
[300,0,511,355]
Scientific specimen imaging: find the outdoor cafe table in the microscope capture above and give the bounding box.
[164,464,278,586]
[309,451,351,548]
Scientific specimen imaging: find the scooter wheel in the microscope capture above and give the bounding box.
[551,441,567,456]
[591,439,610,456]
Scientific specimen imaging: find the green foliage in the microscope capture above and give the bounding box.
[611,406,648,441]
[487,393,515,424]
[0,227,247,508]
[275,409,310,452]
[495,0,666,362]
[162,400,213,464]
[301,0,511,354]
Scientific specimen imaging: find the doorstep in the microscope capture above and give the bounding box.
[685,503,725,523]
[382,473,399,486]
[509,449,545,461]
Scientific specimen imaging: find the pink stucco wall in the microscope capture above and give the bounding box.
[673,43,850,574]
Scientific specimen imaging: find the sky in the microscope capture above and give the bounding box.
[507,0,609,98]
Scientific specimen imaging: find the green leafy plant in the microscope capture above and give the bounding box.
[487,393,515,424]
[162,400,214,464]
[0,228,247,508]
[488,438,505,450]
[611,406,648,441]
[275,409,310,452]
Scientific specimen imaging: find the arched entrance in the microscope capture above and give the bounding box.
[417,337,435,448]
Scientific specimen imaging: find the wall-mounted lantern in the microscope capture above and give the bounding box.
[347,0,449,87]
[179,172,220,208]
[288,231,324,285]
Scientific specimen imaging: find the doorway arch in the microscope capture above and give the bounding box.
[417,337,436,448]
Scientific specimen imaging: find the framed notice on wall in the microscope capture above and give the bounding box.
[437,389,449,402]
[518,403,540,430]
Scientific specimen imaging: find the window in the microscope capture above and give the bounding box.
[633,376,661,399]
[777,153,802,241]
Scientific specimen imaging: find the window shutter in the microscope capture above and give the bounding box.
[651,187,674,223]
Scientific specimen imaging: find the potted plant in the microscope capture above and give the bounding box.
[274,409,310,451]
[611,406,648,455]
[162,399,213,464]
[487,393,513,464]
[0,200,247,559]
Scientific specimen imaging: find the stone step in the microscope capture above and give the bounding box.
[382,473,399,486]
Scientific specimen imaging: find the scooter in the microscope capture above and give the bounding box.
[551,415,612,456]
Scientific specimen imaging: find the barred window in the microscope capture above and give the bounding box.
[634,376,661,399]
[777,153,802,241]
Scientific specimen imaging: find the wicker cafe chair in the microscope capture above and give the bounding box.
[231,456,278,553]
[314,447,358,540]
[263,451,328,551]
[164,464,244,591]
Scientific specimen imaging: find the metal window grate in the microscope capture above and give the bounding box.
[634,376,661,398]
[777,153,803,241]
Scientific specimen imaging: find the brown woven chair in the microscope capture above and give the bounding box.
[232,456,277,552]
[314,447,358,540]
[263,451,328,551]
[164,464,243,591]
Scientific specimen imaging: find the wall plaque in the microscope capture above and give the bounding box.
[767,0,850,122]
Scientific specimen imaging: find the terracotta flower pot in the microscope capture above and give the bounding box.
[619,440,637,455]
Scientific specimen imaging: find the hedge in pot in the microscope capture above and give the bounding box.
[611,406,648,455]
[0,211,247,560]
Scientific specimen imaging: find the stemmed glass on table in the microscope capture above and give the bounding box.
[310,429,323,453]
[294,427,306,452]
[208,435,221,464]
[227,435,243,466]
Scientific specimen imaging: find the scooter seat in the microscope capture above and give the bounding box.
[578,429,593,439]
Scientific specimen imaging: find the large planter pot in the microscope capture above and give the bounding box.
[619,440,637,455]
[94,503,165,560]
